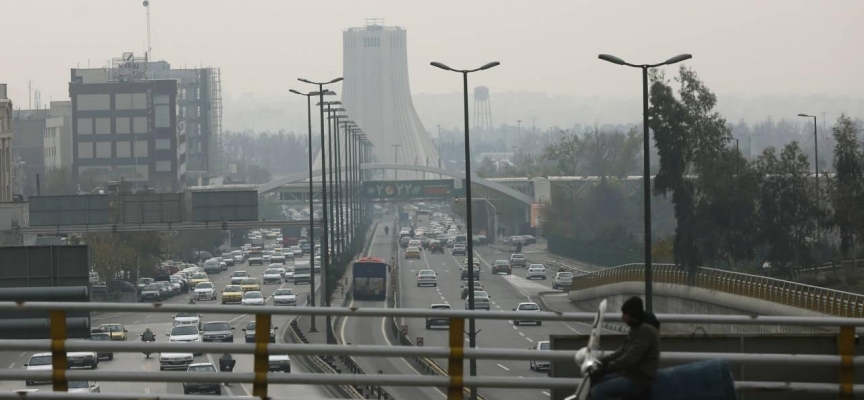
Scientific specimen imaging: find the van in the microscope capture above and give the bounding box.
[294,260,312,285]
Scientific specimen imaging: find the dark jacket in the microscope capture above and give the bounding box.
[600,318,660,385]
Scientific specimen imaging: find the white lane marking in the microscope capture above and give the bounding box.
[497,364,510,371]
[526,337,534,342]
[495,305,501,309]
[133,320,140,325]
[8,363,15,368]
[519,332,525,337]
[18,352,24,357]
[145,388,150,394]
[542,391,550,396]
[145,314,153,318]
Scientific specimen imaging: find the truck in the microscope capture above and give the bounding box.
[281,226,303,247]
[414,210,430,230]
[293,260,312,285]
[251,236,264,247]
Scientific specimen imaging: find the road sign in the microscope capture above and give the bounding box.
[401,325,408,337]
[416,337,424,347]
[29,195,111,226]
[363,179,456,200]
[190,190,258,222]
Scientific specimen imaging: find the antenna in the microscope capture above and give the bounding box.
[143,1,152,61]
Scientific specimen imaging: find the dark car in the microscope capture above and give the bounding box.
[243,321,278,343]
[521,235,537,245]
[201,321,235,343]
[139,284,162,302]
[421,237,432,249]
[400,236,411,249]
[183,363,220,395]
[461,266,481,281]
[89,333,113,360]
[426,304,451,329]
[429,240,445,254]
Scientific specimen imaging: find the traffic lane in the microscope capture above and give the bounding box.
[341,223,444,400]
[475,247,557,289]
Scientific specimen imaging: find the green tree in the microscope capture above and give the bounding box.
[541,131,580,175]
[755,142,819,277]
[579,126,642,179]
[476,157,496,178]
[827,114,864,257]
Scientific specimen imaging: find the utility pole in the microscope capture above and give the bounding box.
[437,125,442,169]
[516,119,522,146]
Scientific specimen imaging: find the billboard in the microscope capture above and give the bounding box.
[29,195,111,226]
[363,179,455,200]
[120,193,183,224]
[531,203,542,228]
[191,190,258,222]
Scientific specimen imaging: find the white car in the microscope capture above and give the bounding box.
[513,302,542,326]
[233,254,244,263]
[553,271,574,290]
[173,312,202,329]
[193,282,217,301]
[68,381,100,393]
[273,288,297,306]
[270,253,286,264]
[268,355,291,372]
[263,267,284,284]
[262,254,271,263]
[281,250,295,261]
[230,271,250,285]
[242,291,266,306]
[290,246,303,257]
[24,353,53,385]
[526,264,547,280]
[282,266,295,282]
[168,325,202,343]
[416,269,437,287]
[160,352,195,370]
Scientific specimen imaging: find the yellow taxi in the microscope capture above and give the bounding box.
[188,272,210,288]
[240,278,261,293]
[95,323,128,341]
[221,284,244,304]
[405,246,422,259]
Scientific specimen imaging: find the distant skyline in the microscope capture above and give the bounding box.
[3,0,862,124]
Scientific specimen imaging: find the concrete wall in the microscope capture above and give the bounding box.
[568,282,832,334]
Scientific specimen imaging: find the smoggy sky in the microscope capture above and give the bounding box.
[2,0,862,108]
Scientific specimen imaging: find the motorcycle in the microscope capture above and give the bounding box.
[220,358,236,386]
[565,300,737,400]
[141,334,156,359]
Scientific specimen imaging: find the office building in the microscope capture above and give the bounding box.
[0,85,12,202]
[12,109,49,197]
[44,101,73,173]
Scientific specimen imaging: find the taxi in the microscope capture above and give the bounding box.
[405,246,422,259]
[95,324,128,341]
[240,278,261,293]
[221,285,243,304]
[188,272,210,288]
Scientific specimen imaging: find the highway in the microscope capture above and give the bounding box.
[0,244,328,398]
[340,220,592,400]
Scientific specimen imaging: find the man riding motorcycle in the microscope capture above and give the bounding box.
[141,328,156,358]
[219,353,236,385]
[588,296,660,400]
[384,226,389,235]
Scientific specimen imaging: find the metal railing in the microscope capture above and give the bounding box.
[0,302,862,400]
[571,263,864,318]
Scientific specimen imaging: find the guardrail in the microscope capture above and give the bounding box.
[0,302,862,399]
[571,263,864,318]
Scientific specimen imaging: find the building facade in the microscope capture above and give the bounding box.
[70,69,184,192]
[12,109,49,197]
[44,101,73,172]
[0,84,12,202]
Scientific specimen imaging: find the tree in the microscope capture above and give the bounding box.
[827,114,864,257]
[578,125,642,179]
[476,157,496,178]
[245,164,272,184]
[541,131,580,175]
[754,142,820,278]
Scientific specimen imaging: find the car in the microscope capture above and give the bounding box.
[67,381,100,393]
[465,291,491,310]
[173,312,202,329]
[269,355,291,372]
[492,260,512,275]
[139,284,162,302]
[230,270,250,285]
[451,244,467,256]
[408,239,422,249]
[529,341,551,372]
[282,266,295,282]
[183,363,221,395]
[405,246,422,259]
[513,302,542,326]
[273,288,297,306]
[426,304,451,329]
[136,277,155,292]
[461,266,481,281]
[89,333,113,360]
[281,250,296,261]
[24,353,53,385]
[193,282,218,301]
[95,324,127,341]
[168,277,183,294]
[188,272,210,288]
[243,321,278,343]
[233,254,244,263]
[263,268,284,284]
[202,259,220,274]
[66,349,99,370]
[153,282,172,299]
[221,284,244,304]
[416,269,438,287]
[221,253,235,267]
[168,325,202,344]
[290,246,303,258]
[242,291,266,306]
[271,253,286,264]
[509,254,527,268]
[526,264,547,280]
[248,253,263,266]
[201,321,235,343]
[262,253,272,263]
[160,352,195,371]
[552,271,574,290]
[460,281,483,299]
[240,278,261,292]
[400,237,411,249]
[429,240,445,254]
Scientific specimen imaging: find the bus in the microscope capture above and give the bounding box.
[415,210,430,230]
[352,257,387,301]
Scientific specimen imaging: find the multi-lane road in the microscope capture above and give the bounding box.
[341,221,592,400]
[0,249,328,398]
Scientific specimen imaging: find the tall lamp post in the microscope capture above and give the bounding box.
[289,88,335,333]
[299,76,342,342]
[598,53,691,313]
[329,112,348,254]
[431,60,500,400]
[797,113,820,239]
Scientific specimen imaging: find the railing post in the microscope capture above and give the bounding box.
[838,326,855,399]
[50,310,68,392]
[447,317,465,400]
[253,313,271,398]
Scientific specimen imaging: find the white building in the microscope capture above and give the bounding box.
[44,101,72,172]
[0,84,11,202]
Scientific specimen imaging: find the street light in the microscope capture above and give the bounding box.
[598,53,691,313]
[299,76,343,341]
[798,113,820,239]
[329,112,348,255]
[288,88,335,333]
[430,59,500,400]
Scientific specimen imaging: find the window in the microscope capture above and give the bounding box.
[155,105,170,128]
[155,138,171,150]
[77,143,93,159]
[94,118,111,134]
[132,117,148,134]
[156,160,172,172]
[116,141,131,158]
[132,93,147,109]
[95,142,111,158]
[77,118,92,135]
[115,93,132,110]
[76,94,110,111]
[115,117,131,134]
[134,141,148,157]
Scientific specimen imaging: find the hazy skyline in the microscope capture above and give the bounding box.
[3,0,862,120]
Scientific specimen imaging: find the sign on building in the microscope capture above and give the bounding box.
[111,52,147,82]
[363,179,456,200]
